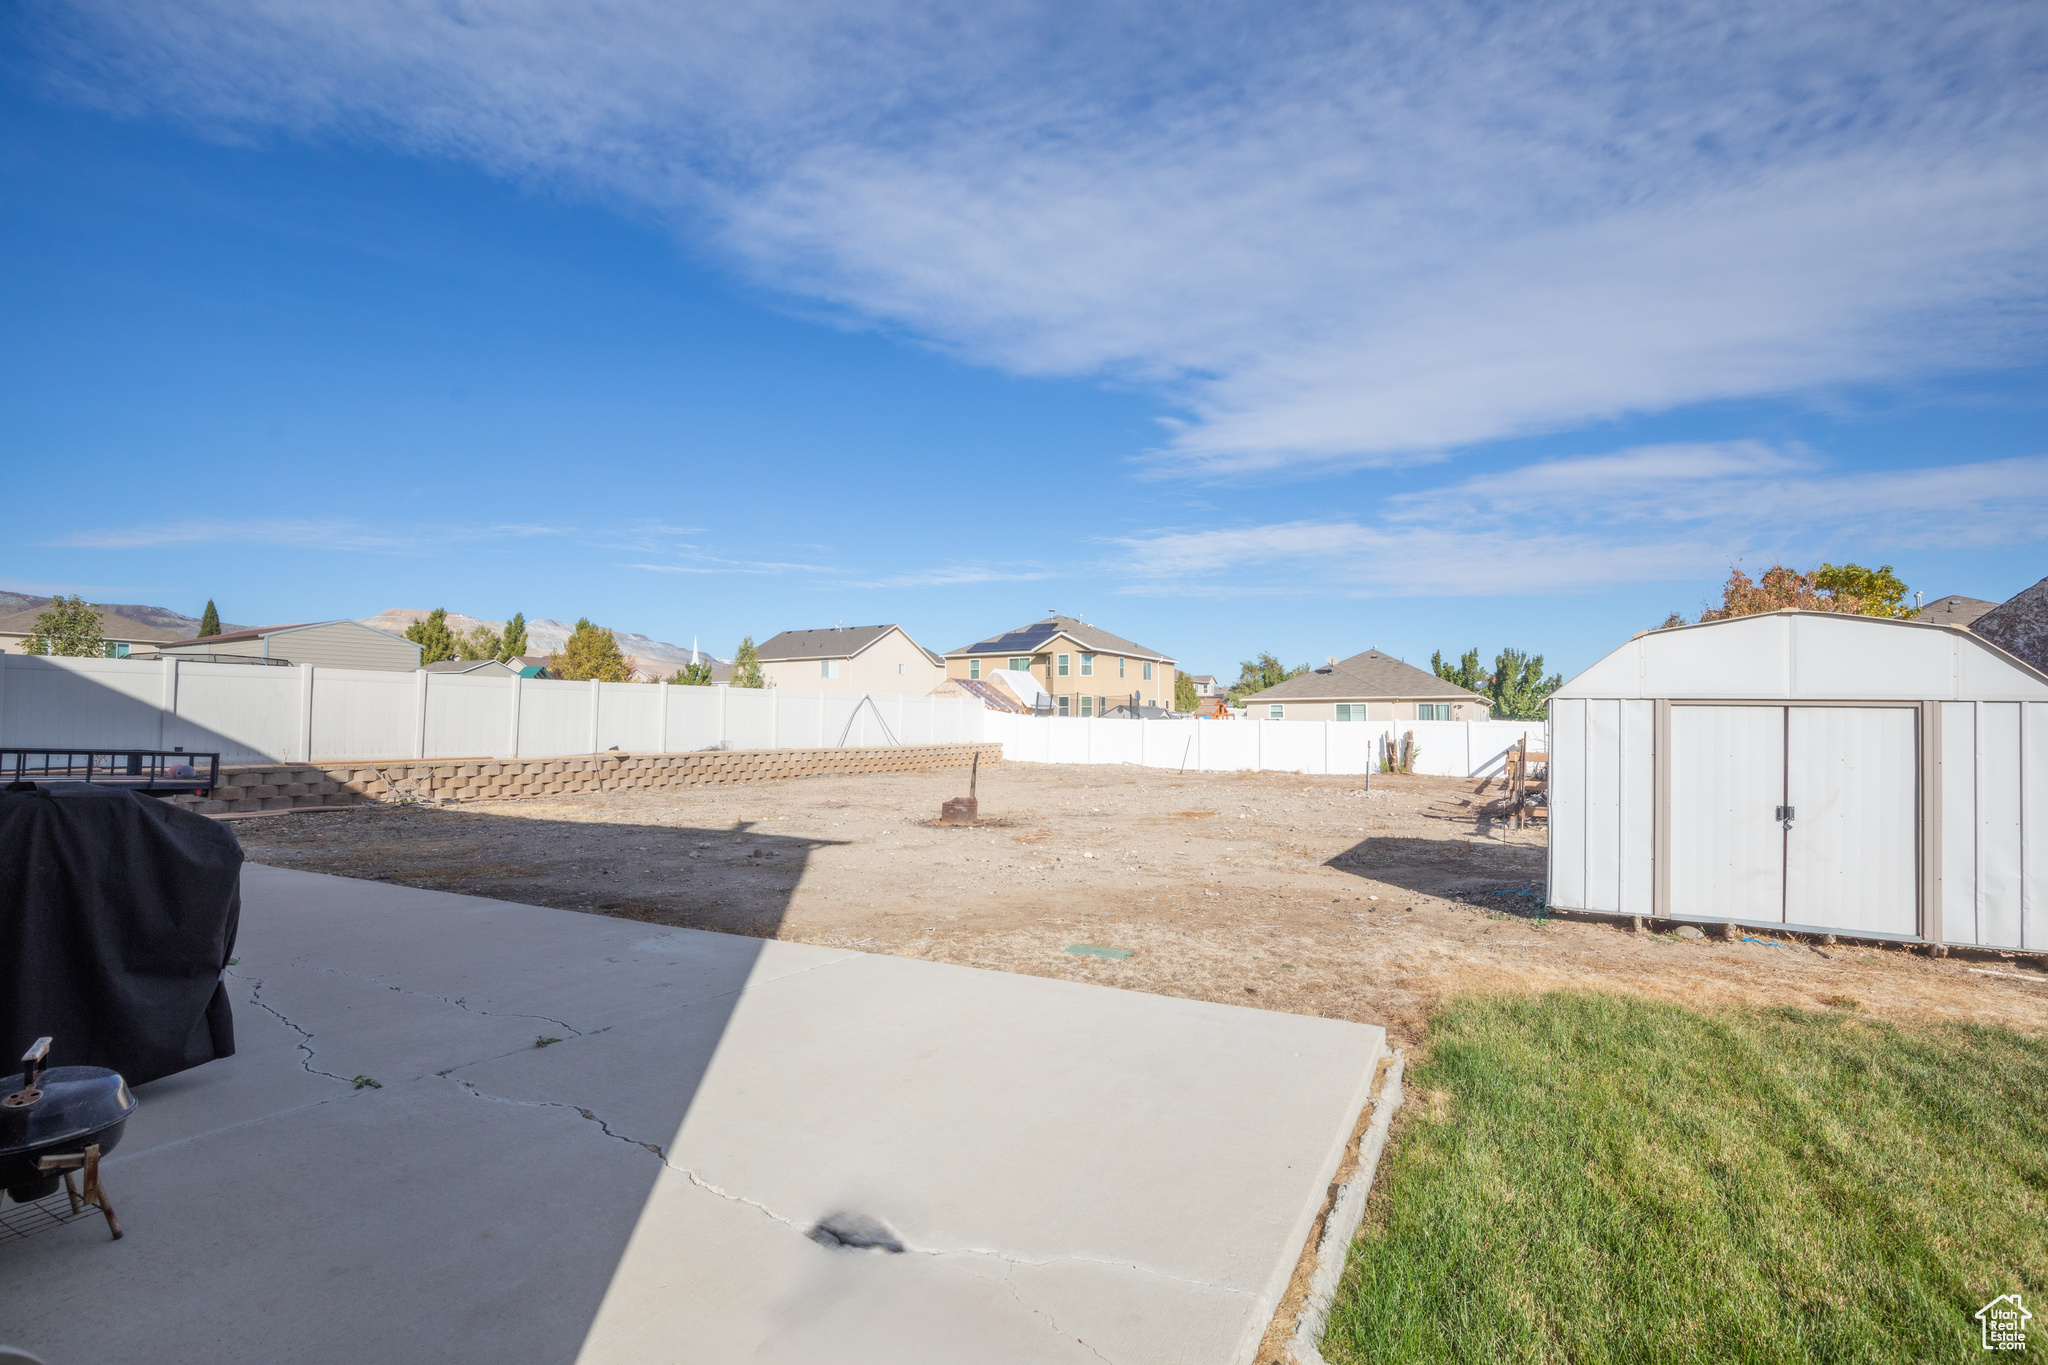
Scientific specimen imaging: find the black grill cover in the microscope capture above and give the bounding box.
[1,785,241,1085]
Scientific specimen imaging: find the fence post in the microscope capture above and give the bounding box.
[508,674,523,759]
[159,656,177,751]
[657,680,669,753]
[588,679,601,754]
[717,685,727,746]
[413,670,429,760]
[770,691,779,748]
[300,665,316,763]
[820,689,828,748]
[1255,719,1264,772]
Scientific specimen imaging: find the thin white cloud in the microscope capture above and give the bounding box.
[837,566,1057,590]
[31,1,2048,472]
[46,519,573,551]
[1111,445,2048,595]
[630,557,836,575]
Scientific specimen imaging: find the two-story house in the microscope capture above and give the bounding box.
[945,616,1176,717]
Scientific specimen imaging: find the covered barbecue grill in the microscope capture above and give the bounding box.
[2,1037,133,1238]
[2,780,242,1088]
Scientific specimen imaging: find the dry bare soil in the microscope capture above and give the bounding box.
[234,760,2045,1046]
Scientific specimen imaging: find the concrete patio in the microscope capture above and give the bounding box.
[2,865,1385,1364]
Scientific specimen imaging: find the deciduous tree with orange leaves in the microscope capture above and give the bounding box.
[1663,562,1916,627]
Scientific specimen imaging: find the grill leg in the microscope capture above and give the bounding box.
[81,1145,121,1240]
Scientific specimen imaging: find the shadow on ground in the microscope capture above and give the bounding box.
[3,807,840,1364]
[1323,833,1545,905]
[236,805,850,937]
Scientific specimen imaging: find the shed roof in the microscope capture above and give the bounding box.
[1557,610,2048,701]
[948,616,1173,664]
[1238,649,1486,703]
[421,659,515,675]
[163,621,321,645]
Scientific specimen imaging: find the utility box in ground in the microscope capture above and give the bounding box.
[1547,610,2048,951]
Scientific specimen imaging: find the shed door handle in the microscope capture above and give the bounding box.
[1775,804,1795,828]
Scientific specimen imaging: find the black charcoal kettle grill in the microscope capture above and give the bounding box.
[1,1037,133,1239]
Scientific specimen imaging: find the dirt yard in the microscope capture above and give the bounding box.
[234,761,2046,1047]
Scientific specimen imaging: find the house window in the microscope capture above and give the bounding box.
[1080,695,1093,716]
[1080,653,1094,676]
[821,659,841,679]
[1057,654,1070,676]
[1118,657,1126,678]
[1010,657,1031,672]
[970,658,981,679]
[1417,703,1451,720]
[897,662,906,674]
[1058,695,1071,716]
[105,642,130,659]
[1143,661,1153,681]
[1335,704,1354,722]
[1269,704,1284,719]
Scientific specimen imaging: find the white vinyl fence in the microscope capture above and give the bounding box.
[979,713,1545,779]
[0,655,983,765]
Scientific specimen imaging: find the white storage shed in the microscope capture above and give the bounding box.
[1548,610,2048,950]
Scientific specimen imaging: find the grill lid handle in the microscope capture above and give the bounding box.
[4,1036,52,1109]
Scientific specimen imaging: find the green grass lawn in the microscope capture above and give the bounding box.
[1323,993,2046,1363]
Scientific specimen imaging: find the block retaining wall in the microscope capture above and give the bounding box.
[170,743,1002,815]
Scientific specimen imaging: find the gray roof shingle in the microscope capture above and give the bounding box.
[1920,594,1999,628]
[756,625,902,661]
[1240,649,1487,703]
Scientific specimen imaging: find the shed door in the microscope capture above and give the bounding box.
[1669,706,1787,923]
[1785,707,1917,935]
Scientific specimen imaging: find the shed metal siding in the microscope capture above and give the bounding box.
[1549,699,1587,911]
[273,623,420,672]
[1551,613,2048,946]
[2027,704,2048,951]
[1941,702,1979,943]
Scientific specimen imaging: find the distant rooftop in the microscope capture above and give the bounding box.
[949,615,1172,664]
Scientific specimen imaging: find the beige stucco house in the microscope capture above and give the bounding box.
[157,620,423,671]
[0,604,187,658]
[1239,649,1489,721]
[946,616,1176,717]
[755,625,946,694]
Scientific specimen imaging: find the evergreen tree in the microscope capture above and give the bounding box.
[1430,645,1562,719]
[1431,648,1487,693]
[668,659,715,685]
[1489,648,1562,720]
[731,636,765,688]
[23,595,106,657]
[455,622,503,661]
[498,611,528,661]
[198,599,221,638]
[403,607,458,665]
[1173,672,1198,712]
[1226,651,1307,706]
[551,618,630,682]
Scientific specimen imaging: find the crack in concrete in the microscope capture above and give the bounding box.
[444,1076,810,1232]
[444,1074,1198,1364]
[227,969,352,1085]
[303,965,586,1037]
[990,1261,1116,1365]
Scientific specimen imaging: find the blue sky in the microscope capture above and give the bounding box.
[4,2,2046,682]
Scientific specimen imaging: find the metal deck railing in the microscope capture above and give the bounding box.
[0,749,221,795]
